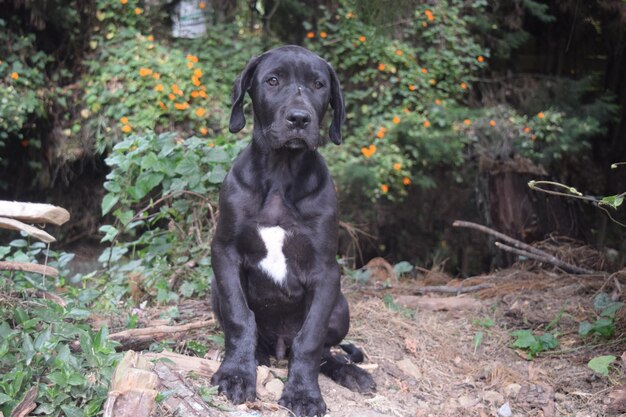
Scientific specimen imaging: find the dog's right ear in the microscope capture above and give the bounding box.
[229,55,261,133]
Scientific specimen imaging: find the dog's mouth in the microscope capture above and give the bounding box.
[282,138,308,149]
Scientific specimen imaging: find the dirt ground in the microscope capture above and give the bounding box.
[148,263,626,417]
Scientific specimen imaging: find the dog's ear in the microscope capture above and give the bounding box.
[229,55,261,133]
[327,62,345,145]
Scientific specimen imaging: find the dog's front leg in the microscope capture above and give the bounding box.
[210,242,257,404]
[279,262,340,417]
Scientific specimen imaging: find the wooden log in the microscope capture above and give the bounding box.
[0,217,56,243]
[412,283,493,294]
[109,320,214,351]
[143,350,219,377]
[10,386,38,417]
[0,200,70,225]
[494,242,594,275]
[0,261,59,277]
[153,363,222,416]
[103,351,159,417]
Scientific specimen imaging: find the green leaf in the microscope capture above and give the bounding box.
[99,225,119,243]
[588,355,615,377]
[599,195,623,209]
[135,172,164,198]
[578,321,593,336]
[206,147,230,163]
[47,371,68,386]
[61,404,84,417]
[473,331,484,353]
[393,261,413,276]
[101,194,119,215]
[601,302,625,319]
[0,392,12,405]
[593,293,612,311]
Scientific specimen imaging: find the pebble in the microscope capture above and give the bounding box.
[498,402,512,417]
[483,390,504,404]
[265,378,284,399]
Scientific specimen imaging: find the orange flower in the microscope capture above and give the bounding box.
[307,32,315,39]
[376,129,385,139]
[195,108,206,117]
[192,76,201,87]
[423,120,431,128]
[403,107,410,113]
[402,177,411,186]
[489,119,497,127]
[120,0,127,4]
[186,54,198,63]
[138,67,152,77]
[537,112,545,119]
[320,31,328,39]
[435,99,441,105]
[172,84,183,95]
[393,162,402,171]
[174,102,189,110]
[378,63,386,71]
[199,1,206,9]
[120,116,129,124]
[421,67,428,74]
[155,84,164,92]
[477,56,485,63]
[200,126,208,135]
[199,90,208,98]
[361,144,376,158]
[460,82,468,90]
[191,90,200,98]
[523,127,531,133]
[429,78,437,85]
[187,61,194,69]
[10,72,18,80]
[395,49,403,56]
[463,119,471,126]
[380,184,389,193]
[193,68,203,78]
[346,11,354,19]
[358,35,366,42]
[408,84,416,91]
[122,125,132,133]
[424,10,434,21]
[134,7,142,15]
[392,116,401,124]
[147,35,154,41]
[158,101,166,110]
[168,93,176,100]
[422,22,428,28]
[152,72,160,80]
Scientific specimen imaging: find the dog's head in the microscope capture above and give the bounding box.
[229,45,345,151]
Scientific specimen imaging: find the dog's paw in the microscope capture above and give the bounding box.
[211,363,256,404]
[331,363,376,393]
[278,386,326,417]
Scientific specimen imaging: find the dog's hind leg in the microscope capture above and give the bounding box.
[320,347,376,393]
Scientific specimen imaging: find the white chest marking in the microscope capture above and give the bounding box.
[258,226,288,285]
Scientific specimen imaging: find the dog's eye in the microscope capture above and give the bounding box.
[314,80,325,90]
[266,77,279,86]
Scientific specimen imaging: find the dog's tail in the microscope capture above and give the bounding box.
[339,343,365,364]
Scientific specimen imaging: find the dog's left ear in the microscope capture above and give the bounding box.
[229,55,261,133]
[327,62,345,145]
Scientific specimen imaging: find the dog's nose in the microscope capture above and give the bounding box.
[286,110,311,129]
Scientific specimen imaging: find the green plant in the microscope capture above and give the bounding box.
[95,131,244,308]
[472,317,495,353]
[579,293,625,339]
[510,329,559,359]
[382,294,414,318]
[588,355,616,378]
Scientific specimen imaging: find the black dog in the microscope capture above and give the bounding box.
[210,45,375,417]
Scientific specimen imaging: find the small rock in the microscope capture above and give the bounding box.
[504,383,521,398]
[256,366,271,385]
[458,394,479,408]
[396,357,422,380]
[483,390,504,404]
[554,392,567,401]
[265,378,284,400]
[498,402,512,417]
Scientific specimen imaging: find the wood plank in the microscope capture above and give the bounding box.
[0,217,56,243]
[0,261,59,277]
[0,200,70,225]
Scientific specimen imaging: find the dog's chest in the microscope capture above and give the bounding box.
[238,192,314,286]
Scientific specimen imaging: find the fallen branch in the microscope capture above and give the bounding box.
[494,242,594,274]
[109,320,214,351]
[452,220,596,274]
[412,283,493,294]
[8,290,67,307]
[142,350,220,377]
[0,261,59,277]
[10,386,38,417]
[0,200,70,226]
[0,217,56,243]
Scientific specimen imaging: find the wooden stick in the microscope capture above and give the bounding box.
[453,220,596,274]
[412,283,493,294]
[0,200,70,225]
[143,350,220,377]
[9,385,38,417]
[109,320,214,350]
[494,242,594,274]
[0,217,56,243]
[0,261,59,277]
